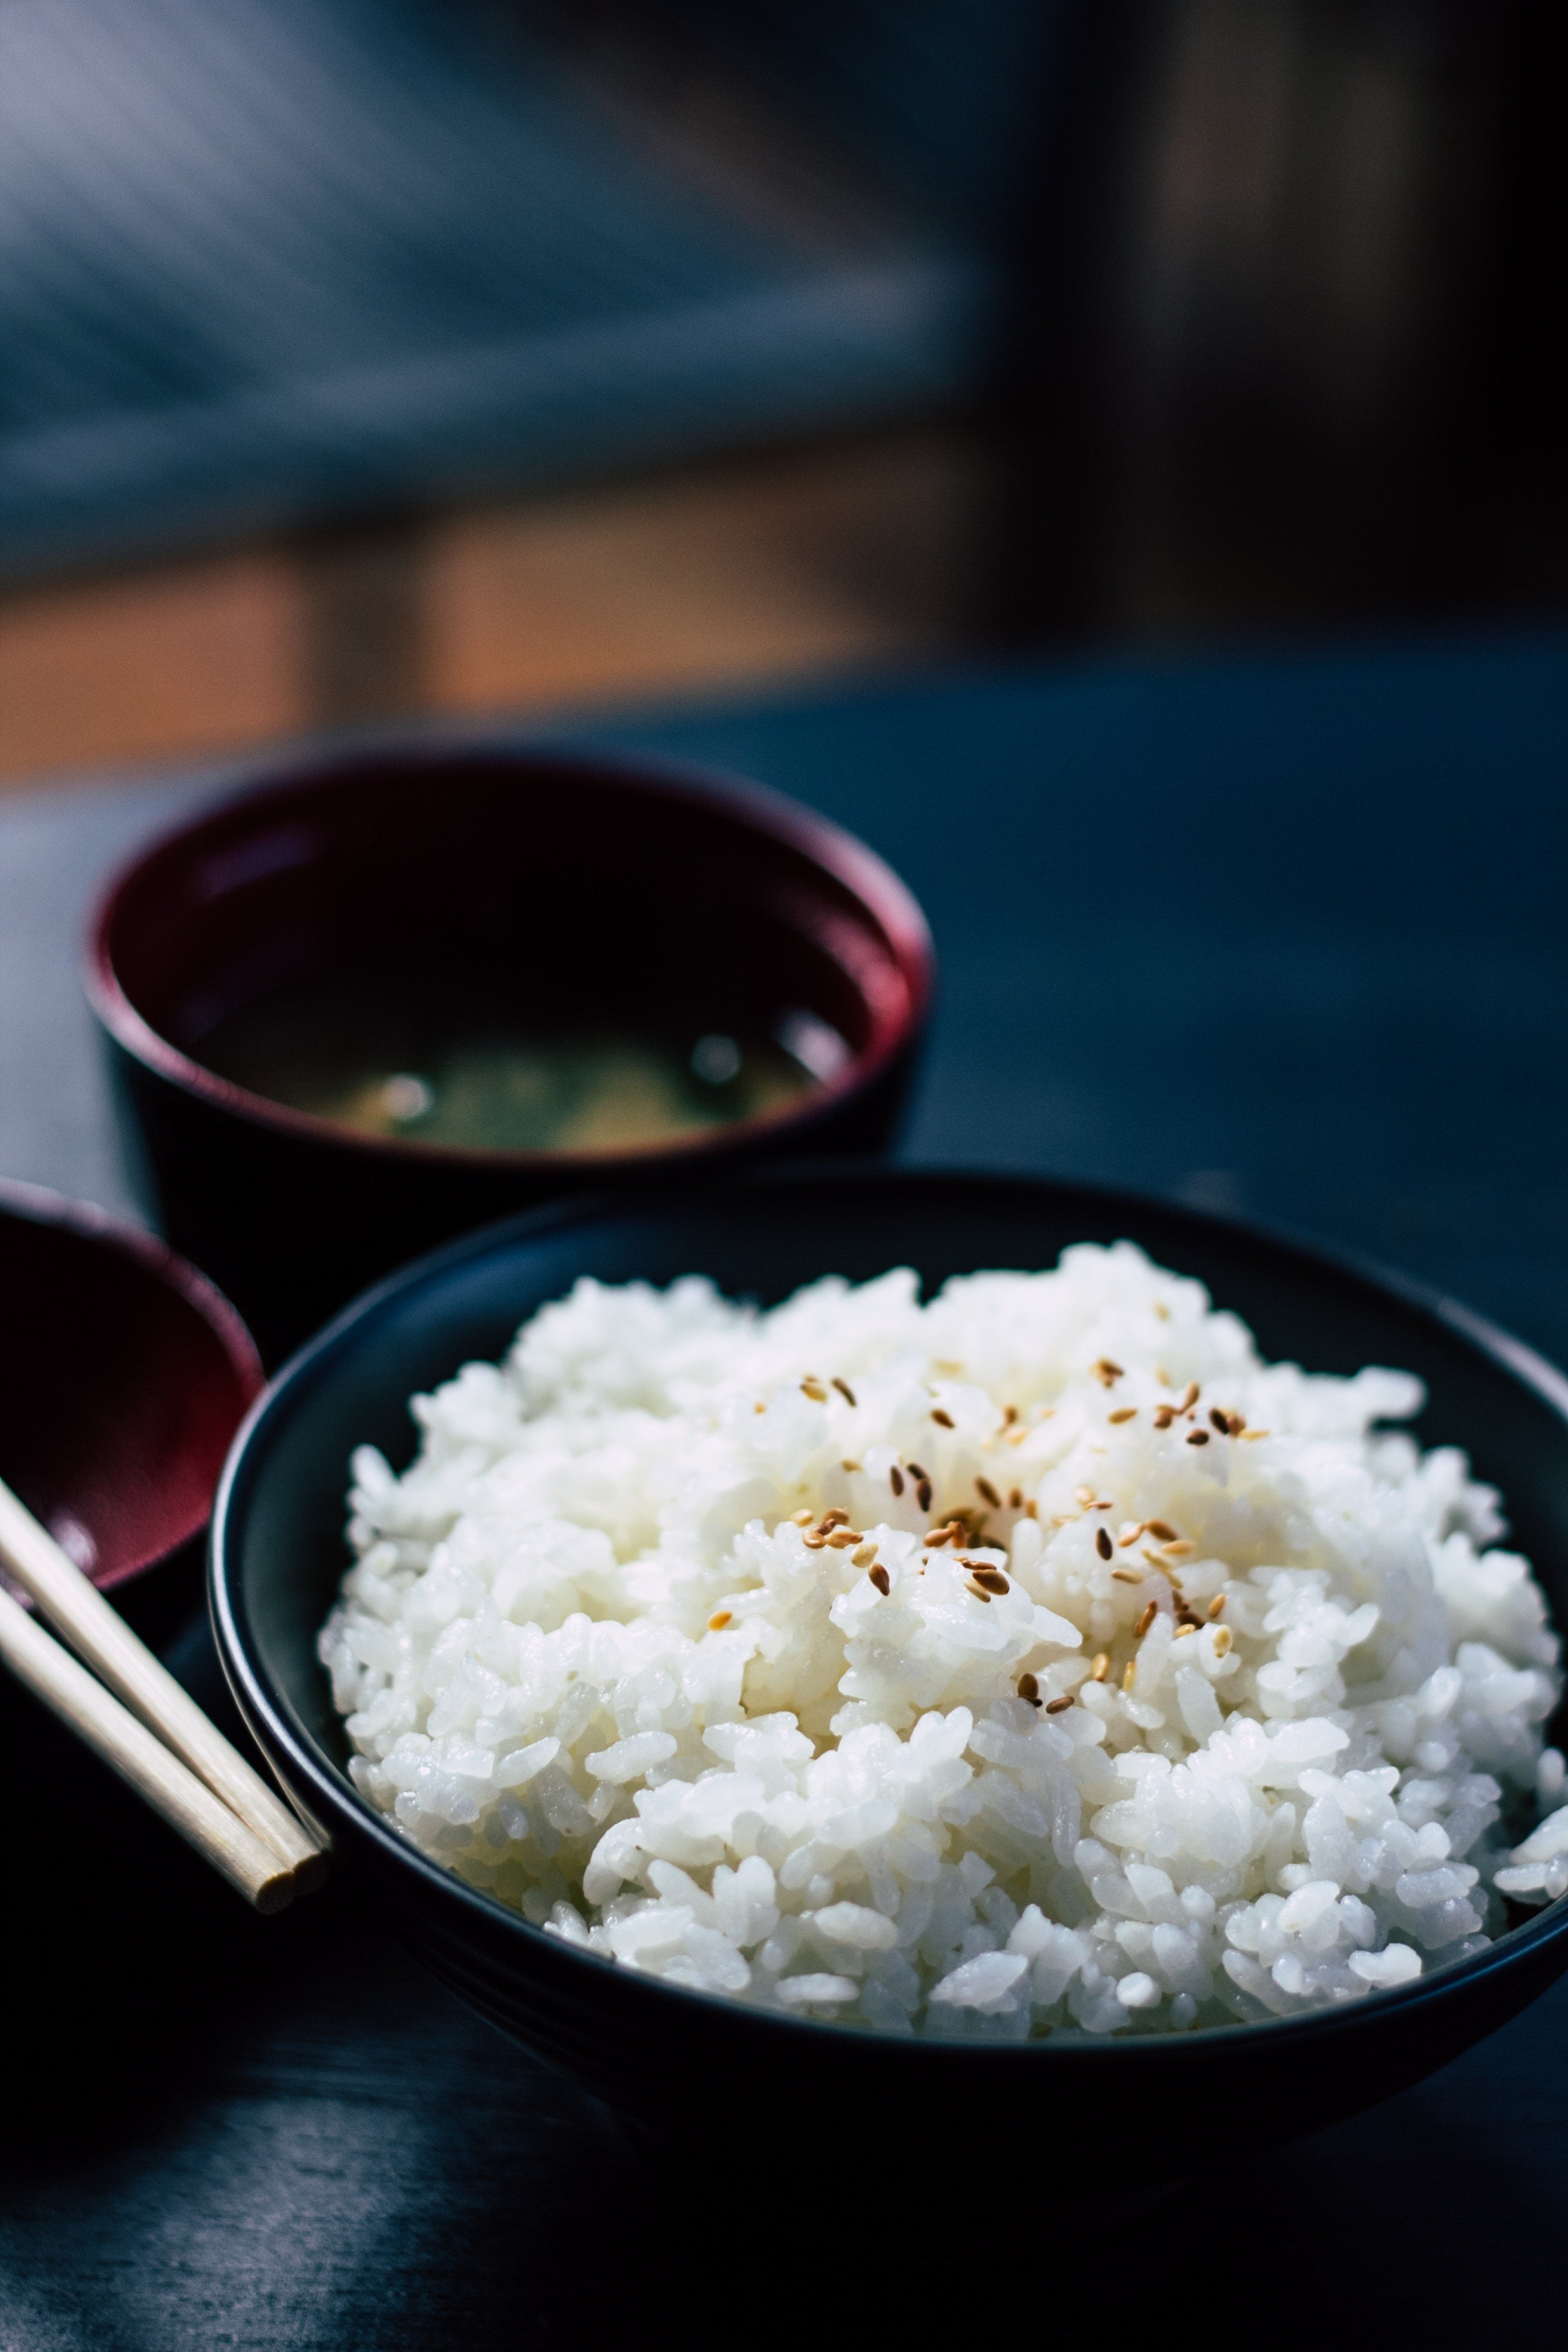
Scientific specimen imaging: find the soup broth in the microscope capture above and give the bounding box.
[192,971,823,1154]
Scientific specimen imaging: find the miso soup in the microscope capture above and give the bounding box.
[192,969,832,1155]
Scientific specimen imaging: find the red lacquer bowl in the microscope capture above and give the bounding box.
[0,1180,263,1601]
[87,741,935,1362]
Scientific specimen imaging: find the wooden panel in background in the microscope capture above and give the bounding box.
[0,428,985,790]
[0,551,303,785]
[424,432,981,716]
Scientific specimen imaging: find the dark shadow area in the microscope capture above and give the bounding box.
[991,0,1568,642]
[0,1591,639,2351]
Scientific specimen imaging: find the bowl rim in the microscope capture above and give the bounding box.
[210,1163,1568,2067]
[1,1175,264,1590]
[85,737,936,1174]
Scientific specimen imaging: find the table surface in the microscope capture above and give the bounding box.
[4,635,1568,2346]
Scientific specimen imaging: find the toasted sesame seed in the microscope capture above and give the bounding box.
[1002,1402,1019,1426]
[1175,1624,1197,1639]
[820,1508,849,1529]
[1178,1382,1200,1411]
[976,1477,1002,1508]
[1187,1430,1209,1447]
[1135,1600,1158,1637]
[1117,1521,1145,1547]
[1142,1548,1172,1571]
[1008,1487,1023,1511]
[1093,1357,1125,1387]
[1096,1526,1114,1561]
[889,1466,905,1496]
[1018,1671,1040,1705]
[1213,1624,1234,1656]
[1163,1540,1195,1558]
[907,1462,928,1481]
[1145,1521,1179,1543]
[1045,1695,1073,1714]
[826,1529,861,1549]
[832,1377,858,1407]
[789,1508,814,1526]
[708,1610,733,1630]
[1154,1302,1170,1322]
[1108,1406,1137,1424]
[1240,1429,1270,1442]
[1074,1484,1096,1507]
[1111,1567,1143,1585]
[964,1578,993,1604]
[852,1543,877,1567]
[1152,1406,1176,1429]
[1122,1658,1137,1691]
[754,1402,766,1414]
[803,1533,828,1550]
[970,1567,1010,1595]
[1209,1408,1230,1434]
[801,1378,828,1402]
[916,1479,933,1513]
[841,1459,862,1472]
[1155,1367,1171,1387]
[1022,1498,1037,1518]
[1207,1593,1226,1619]
[1091,1652,1110,1682]
[931,1407,955,1428]
[869,1564,891,1596]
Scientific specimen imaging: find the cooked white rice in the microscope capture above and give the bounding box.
[319,1245,1567,2037]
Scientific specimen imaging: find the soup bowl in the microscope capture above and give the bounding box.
[209,1168,1568,2169]
[88,741,933,1364]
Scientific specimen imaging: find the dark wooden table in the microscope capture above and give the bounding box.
[4,636,1568,2346]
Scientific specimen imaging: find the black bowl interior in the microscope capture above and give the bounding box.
[216,1168,1568,2151]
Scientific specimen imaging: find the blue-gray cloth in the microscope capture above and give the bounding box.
[0,0,1053,577]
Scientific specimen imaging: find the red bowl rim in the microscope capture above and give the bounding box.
[0,1177,265,1588]
[83,739,936,1174]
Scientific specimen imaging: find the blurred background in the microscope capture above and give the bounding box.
[2,0,1563,788]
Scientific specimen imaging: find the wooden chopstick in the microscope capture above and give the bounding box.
[0,1584,297,1910]
[0,1476,328,1889]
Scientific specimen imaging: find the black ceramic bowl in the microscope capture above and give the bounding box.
[1,1178,262,1631]
[88,741,933,1365]
[211,1169,1568,2168]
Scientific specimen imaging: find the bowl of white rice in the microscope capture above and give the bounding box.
[212,1169,1568,2163]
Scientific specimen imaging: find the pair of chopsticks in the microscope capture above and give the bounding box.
[0,1476,328,1912]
